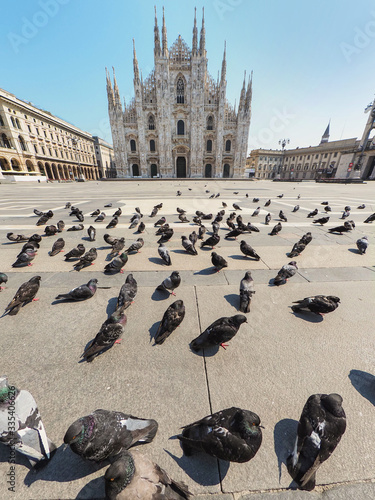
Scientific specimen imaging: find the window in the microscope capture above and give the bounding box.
[49,148,52,156]
[2,133,12,148]
[324,153,328,158]
[176,77,184,104]
[334,152,338,157]
[11,117,16,127]
[207,139,212,152]
[15,119,21,129]
[18,136,27,151]
[34,144,38,154]
[225,139,231,152]
[0,115,3,127]
[42,146,45,155]
[36,128,39,135]
[177,120,184,135]
[315,154,318,159]
[150,139,155,152]
[148,115,155,130]
[307,155,310,159]
[130,139,136,152]
[207,116,214,130]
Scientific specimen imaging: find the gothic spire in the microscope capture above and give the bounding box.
[245,71,252,112]
[320,120,330,144]
[220,41,226,84]
[154,6,161,56]
[239,71,246,112]
[162,7,168,56]
[133,38,140,83]
[105,67,114,108]
[192,7,198,56]
[112,66,121,107]
[199,7,206,56]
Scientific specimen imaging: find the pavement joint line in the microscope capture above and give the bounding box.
[297,271,310,283]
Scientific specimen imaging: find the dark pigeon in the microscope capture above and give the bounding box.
[324,206,332,212]
[189,231,198,246]
[6,233,29,242]
[356,236,368,254]
[125,238,144,254]
[90,209,100,217]
[33,208,43,216]
[177,207,186,214]
[104,252,128,274]
[313,217,330,225]
[157,228,174,244]
[252,207,260,217]
[4,276,41,315]
[0,273,8,290]
[239,271,255,313]
[291,295,340,315]
[74,248,97,272]
[211,252,228,272]
[55,278,98,301]
[233,203,242,211]
[200,234,220,249]
[270,222,282,235]
[179,214,190,223]
[264,199,271,207]
[364,213,375,223]
[190,314,247,351]
[154,217,166,227]
[198,225,206,240]
[328,223,352,234]
[307,209,318,218]
[300,232,312,245]
[265,213,271,225]
[65,243,85,260]
[104,203,112,208]
[292,205,300,212]
[67,224,84,232]
[95,212,106,222]
[158,243,172,265]
[288,242,306,258]
[50,238,65,256]
[87,225,96,241]
[156,271,181,296]
[246,222,260,232]
[57,220,65,232]
[154,300,186,345]
[116,274,138,310]
[277,194,284,198]
[240,240,260,260]
[181,236,198,255]
[273,261,298,286]
[44,225,58,236]
[279,210,287,222]
[12,248,36,267]
[110,237,126,258]
[104,233,117,246]
[113,207,122,217]
[137,221,145,233]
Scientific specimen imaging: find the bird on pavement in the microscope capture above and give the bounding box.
[211,252,228,272]
[158,243,172,265]
[324,206,332,212]
[340,210,350,220]
[49,238,65,256]
[44,225,58,236]
[211,221,220,235]
[240,240,260,260]
[87,225,96,241]
[328,222,353,234]
[55,278,98,301]
[252,207,260,217]
[264,199,271,207]
[233,203,242,211]
[12,248,36,267]
[292,205,300,213]
[157,228,174,244]
[154,300,186,345]
[104,203,112,208]
[287,393,346,491]
[190,315,247,351]
[321,201,329,205]
[291,295,340,315]
[4,276,41,315]
[65,243,85,260]
[364,213,375,223]
[116,273,138,310]
[36,214,49,226]
[94,212,106,222]
[64,408,158,460]
[6,233,29,242]
[150,207,159,217]
[104,252,128,274]
[74,248,97,271]
[125,238,144,254]
[279,210,288,222]
[288,242,306,258]
[198,225,206,240]
[57,220,65,232]
[307,209,318,218]
[112,208,122,217]
[137,221,145,233]
[189,231,198,246]
[154,216,166,227]
[239,271,255,313]
[225,228,243,240]
[265,213,271,225]
[201,234,220,249]
[64,202,71,209]
[135,207,142,215]
[0,273,8,290]
[222,202,227,208]
[33,208,43,216]
[181,236,198,255]
[67,224,84,232]
[156,271,181,296]
[356,236,368,254]
[300,232,313,245]
[273,261,298,286]
[246,222,260,233]
[179,214,190,223]
[177,207,186,214]
[178,406,262,463]
[357,204,365,209]
[270,222,282,235]
[313,216,330,225]
[277,194,284,198]
[90,209,100,217]
[109,237,126,258]
[106,216,118,229]
[104,233,117,246]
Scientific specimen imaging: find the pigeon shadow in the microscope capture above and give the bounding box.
[149,257,170,266]
[75,476,105,499]
[349,369,375,406]
[151,289,170,301]
[81,236,94,242]
[193,267,217,276]
[149,321,160,343]
[273,418,298,484]
[106,297,118,316]
[0,443,33,469]
[24,445,108,485]
[348,248,361,255]
[199,246,214,252]
[228,254,247,260]
[172,249,188,255]
[290,310,324,323]
[189,345,220,358]
[224,293,239,309]
[164,447,229,486]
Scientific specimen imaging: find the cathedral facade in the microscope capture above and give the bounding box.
[106,8,252,178]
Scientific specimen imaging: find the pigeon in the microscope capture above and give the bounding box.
[64,243,85,260]
[300,232,313,245]
[209,194,215,199]
[252,198,259,202]
[190,315,247,351]
[279,210,288,222]
[116,274,138,310]
[321,201,329,205]
[90,209,100,217]
[328,223,352,234]
[292,205,300,212]
[0,375,56,467]
[211,252,228,272]
[157,228,174,244]
[211,221,220,235]
[307,209,318,218]
[264,199,271,207]
[67,224,84,231]
[104,203,113,208]
[74,248,97,271]
[233,192,239,195]
[154,300,186,345]
[277,194,284,198]
[18,241,39,254]
[193,216,202,225]
[135,207,142,215]
[0,273,8,290]
[44,225,58,236]
[4,276,41,315]
[178,407,262,463]
[124,238,144,254]
[106,216,118,229]
[113,208,122,217]
[104,233,117,246]
[137,221,145,233]
[105,450,191,500]
[265,213,271,225]
[33,208,43,216]
[291,295,340,315]
[236,214,243,226]
[233,203,242,211]
[12,248,36,267]
[65,202,71,209]
[189,231,198,247]
[55,278,98,301]
[110,237,126,258]
[225,228,243,240]
[198,225,206,240]
[344,206,351,212]
[252,207,260,217]
[154,217,166,227]
[287,393,346,491]
[213,214,223,224]
[324,206,332,213]
[270,222,282,235]
[181,236,198,255]
[49,238,65,256]
[179,214,190,223]
[28,233,42,244]
[196,211,204,217]
[176,191,182,196]
[81,309,128,362]
[246,222,260,233]
[177,207,186,214]
[36,214,49,226]
[222,202,227,208]
[57,220,65,232]
[273,261,298,286]
[288,242,306,258]
[201,234,220,249]
[76,211,84,223]
[313,217,330,225]
[6,233,29,242]
[356,236,368,254]
[357,204,365,209]
[158,243,172,265]
[297,194,301,199]
[104,252,128,274]
[155,224,169,236]
[226,219,236,230]
[156,271,181,296]
[87,225,96,241]
[340,210,350,220]
[150,207,158,217]
[95,212,106,222]
[364,213,375,223]
[239,271,255,313]
[240,241,261,260]
[215,193,220,198]
[202,213,214,220]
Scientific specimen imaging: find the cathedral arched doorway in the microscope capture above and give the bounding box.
[132,164,139,177]
[151,164,158,178]
[176,157,186,178]
[205,164,212,178]
[223,163,230,178]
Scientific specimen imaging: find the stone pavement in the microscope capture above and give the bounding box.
[0,179,374,499]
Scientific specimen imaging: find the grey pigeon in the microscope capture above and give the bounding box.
[95,212,106,222]
[328,223,352,234]
[158,243,172,266]
[55,278,98,301]
[12,248,36,267]
[44,225,58,236]
[357,204,365,209]
[211,252,228,272]
[300,232,312,245]
[181,236,197,255]
[6,233,29,242]
[364,213,375,223]
[137,221,145,233]
[125,238,144,254]
[291,295,340,315]
[287,393,346,491]
[233,203,242,210]
[74,248,97,271]
[240,240,260,260]
[270,222,282,235]
[64,409,158,463]
[307,209,318,218]
[198,225,206,240]
[265,213,271,225]
[279,210,287,222]
[313,217,330,225]
[178,406,262,463]
[4,276,41,315]
[116,274,138,310]
[177,207,186,214]
[28,233,42,244]
[76,211,84,222]
[156,224,169,235]
[154,216,166,227]
[90,209,100,217]
[0,375,56,467]
[81,309,127,362]
[105,450,191,500]
[189,231,198,246]
[156,271,181,296]
[212,221,220,235]
[87,225,96,241]
[292,205,300,212]
[264,199,271,207]
[104,203,112,207]
[135,207,142,215]
[65,202,71,209]
[104,233,117,246]
[110,237,126,258]
[288,242,306,258]
[190,315,247,351]
[252,207,260,217]
[273,261,298,286]
[113,208,122,217]
[356,236,368,254]
[67,224,84,232]
[154,300,185,345]
[18,241,39,254]
[226,219,236,230]
[201,234,220,249]
[0,272,8,290]
[65,243,85,260]
[56,220,65,233]
[150,207,158,217]
[50,238,65,256]
[179,214,190,223]
[104,252,128,274]
[239,271,255,313]
[246,222,260,233]
[340,210,350,219]
[36,214,49,226]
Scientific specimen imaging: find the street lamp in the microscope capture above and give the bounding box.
[70,137,83,180]
[278,138,290,177]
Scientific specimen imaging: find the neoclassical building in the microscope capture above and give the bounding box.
[0,87,100,181]
[106,7,252,178]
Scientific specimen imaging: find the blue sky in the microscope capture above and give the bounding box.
[1,0,375,152]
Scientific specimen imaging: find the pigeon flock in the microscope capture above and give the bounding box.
[0,186,373,498]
